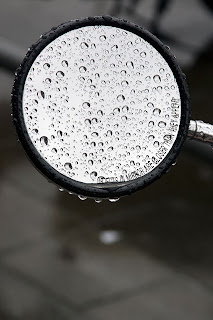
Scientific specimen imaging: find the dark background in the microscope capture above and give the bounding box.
[0,0,213,319]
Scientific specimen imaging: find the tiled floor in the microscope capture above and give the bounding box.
[0,0,213,319]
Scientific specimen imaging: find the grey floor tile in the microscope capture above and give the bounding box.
[0,265,89,320]
[2,233,173,306]
[87,276,213,320]
[0,181,54,252]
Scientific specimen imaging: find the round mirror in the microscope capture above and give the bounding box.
[12,16,190,199]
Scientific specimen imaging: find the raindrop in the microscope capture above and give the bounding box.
[107,130,112,136]
[90,171,97,180]
[64,162,72,170]
[113,107,120,113]
[37,90,45,99]
[147,102,154,108]
[61,60,69,67]
[122,105,129,112]
[121,80,129,87]
[153,108,161,116]
[148,135,155,141]
[140,51,146,58]
[109,198,119,202]
[56,71,65,79]
[95,199,102,203]
[43,63,50,69]
[80,42,89,49]
[97,110,103,116]
[57,130,63,137]
[154,141,160,147]
[82,102,90,108]
[122,116,127,121]
[153,75,161,83]
[148,121,154,127]
[52,148,57,153]
[157,86,162,93]
[117,94,125,102]
[99,35,106,41]
[126,61,134,69]
[92,132,98,137]
[85,119,91,125]
[78,195,87,200]
[40,136,48,146]
[164,134,172,141]
[121,70,127,76]
[111,44,118,51]
[79,66,87,73]
[158,121,166,128]
[45,78,51,84]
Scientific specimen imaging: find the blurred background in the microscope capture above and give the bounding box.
[0,0,213,319]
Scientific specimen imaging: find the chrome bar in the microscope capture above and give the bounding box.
[188,120,213,146]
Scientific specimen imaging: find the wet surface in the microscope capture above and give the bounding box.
[0,0,213,319]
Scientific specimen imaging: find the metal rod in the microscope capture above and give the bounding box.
[188,120,213,146]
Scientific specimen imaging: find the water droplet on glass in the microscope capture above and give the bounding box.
[57,130,63,137]
[164,134,172,141]
[85,119,91,125]
[121,80,129,87]
[148,135,155,141]
[82,102,90,108]
[147,102,154,108]
[117,94,125,102]
[153,108,161,116]
[52,148,57,153]
[122,105,129,112]
[113,108,120,114]
[64,162,72,170]
[79,66,87,73]
[153,75,161,83]
[121,70,127,76]
[99,35,106,41]
[40,136,48,146]
[90,171,97,180]
[140,51,146,58]
[154,141,160,147]
[61,60,68,67]
[158,121,166,128]
[45,78,51,84]
[80,42,89,49]
[56,71,65,79]
[37,90,45,99]
[43,63,50,69]
[148,121,154,127]
[111,45,118,51]
[126,61,134,69]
